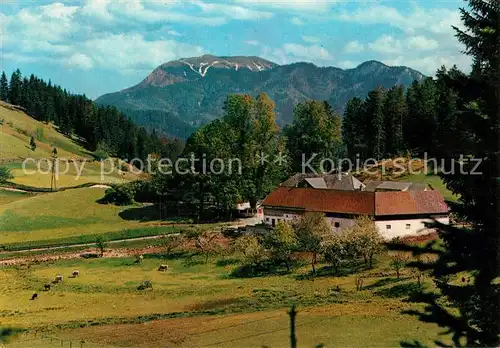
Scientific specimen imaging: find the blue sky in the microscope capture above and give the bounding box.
[1,0,471,99]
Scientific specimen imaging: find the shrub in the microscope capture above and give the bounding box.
[232,235,267,265]
[262,220,297,272]
[390,253,409,279]
[99,184,135,206]
[161,234,185,255]
[120,163,129,172]
[93,149,108,161]
[35,127,44,141]
[322,234,348,274]
[95,236,108,257]
[295,212,331,274]
[0,167,13,183]
[342,216,384,268]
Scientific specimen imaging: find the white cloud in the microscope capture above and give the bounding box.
[291,17,304,25]
[338,5,463,37]
[283,43,332,60]
[245,40,261,46]
[40,2,79,19]
[343,40,364,53]
[337,60,357,69]
[193,1,274,20]
[168,30,183,37]
[108,0,227,26]
[67,53,93,70]
[235,0,336,12]
[407,36,439,51]
[82,33,204,70]
[81,0,113,21]
[368,35,402,55]
[302,35,320,43]
[383,54,472,76]
[12,3,79,42]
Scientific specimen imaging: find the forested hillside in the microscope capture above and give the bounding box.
[342,67,466,160]
[0,70,183,162]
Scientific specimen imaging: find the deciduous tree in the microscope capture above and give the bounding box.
[295,212,331,274]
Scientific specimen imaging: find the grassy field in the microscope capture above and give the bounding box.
[0,252,451,348]
[0,102,87,160]
[0,103,141,187]
[0,187,220,250]
[0,189,33,206]
[4,161,140,188]
[398,173,457,202]
[0,188,142,245]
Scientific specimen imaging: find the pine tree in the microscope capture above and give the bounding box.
[392,1,500,346]
[383,86,407,156]
[365,86,386,160]
[342,97,366,159]
[29,136,36,152]
[0,72,8,101]
[8,69,22,105]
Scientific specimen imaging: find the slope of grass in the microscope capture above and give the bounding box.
[0,103,142,187]
[0,254,453,348]
[0,188,150,245]
[0,187,222,248]
[0,102,88,160]
[398,173,457,202]
[0,189,32,206]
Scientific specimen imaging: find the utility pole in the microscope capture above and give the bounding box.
[50,148,58,192]
[288,304,297,348]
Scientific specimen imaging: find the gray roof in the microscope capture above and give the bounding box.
[281,172,364,191]
[376,181,412,191]
[363,181,383,192]
[363,180,430,192]
[304,177,328,189]
[408,183,429,191]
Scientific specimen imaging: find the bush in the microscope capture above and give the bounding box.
[93,149,108,161]
[99,184,135,206]
[390,253,409,279]
[35,127,44,141]
[0,167,13,183]
[232,235,267,265]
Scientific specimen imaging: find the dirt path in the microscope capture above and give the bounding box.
[0,216,261,263]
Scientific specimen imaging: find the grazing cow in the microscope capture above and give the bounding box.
[72,270,79,277]
[55,275,63,282]
[30,293,38,300]
[44,284,51,291]
[157,264,168,272]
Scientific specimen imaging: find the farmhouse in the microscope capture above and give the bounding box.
[261,187,449,239]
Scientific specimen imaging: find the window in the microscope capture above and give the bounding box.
[266,217,270,222]
[386,224,392,230]
[334,222,340,228]
[406,224,411,230]
[272,219,276,227]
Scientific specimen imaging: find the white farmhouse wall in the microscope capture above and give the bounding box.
[263,208,449,239]
[263,212,355,233]
[235,202,251,210]
[375,217,449,239]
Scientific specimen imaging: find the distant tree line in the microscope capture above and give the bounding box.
[0,70,183,161]
[342,67,464,161]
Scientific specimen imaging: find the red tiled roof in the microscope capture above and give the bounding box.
[375,191,449,216]
[262,187,375,215]
[262,188,448,216]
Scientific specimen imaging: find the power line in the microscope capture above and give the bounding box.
[199,316,321,347]
[186,312,284,338]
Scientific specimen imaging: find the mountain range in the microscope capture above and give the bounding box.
[96,55,425,139]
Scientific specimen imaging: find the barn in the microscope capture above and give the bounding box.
[261,187,449,239]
